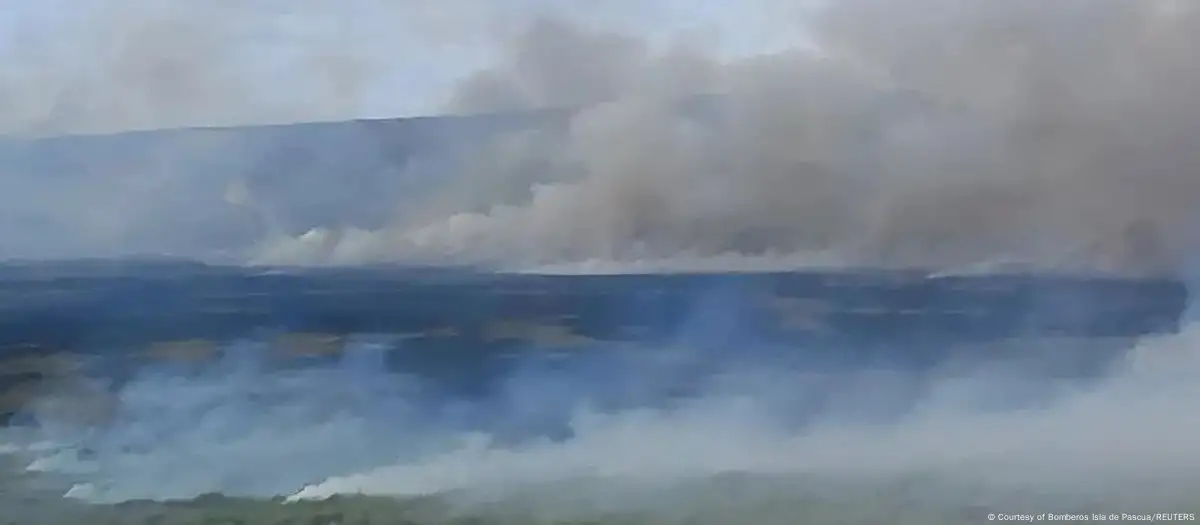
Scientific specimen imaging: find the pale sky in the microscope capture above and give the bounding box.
[0,0,810,120]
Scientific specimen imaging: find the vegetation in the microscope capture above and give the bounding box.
[6,472,1194,525]
[1,492,980,525]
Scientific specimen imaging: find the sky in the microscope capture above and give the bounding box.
[0,0,812,260]
[0,0,810,124]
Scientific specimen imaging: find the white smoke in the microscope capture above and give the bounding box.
[3,318,1197,517]
[252,1,1200,275]
[0,0,802,262]
[1,1,1197,272]
[285,329,1200,507]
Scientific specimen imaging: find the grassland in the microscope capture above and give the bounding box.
[0,483,1013,525]
[3,467,1196,525]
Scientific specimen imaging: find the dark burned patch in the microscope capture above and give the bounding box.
[0,379,45,418]
[0,375,116,426]
[0,346,96,425]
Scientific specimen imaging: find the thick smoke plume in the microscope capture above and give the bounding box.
[257,0,1200,275]
[2,1,1198,272]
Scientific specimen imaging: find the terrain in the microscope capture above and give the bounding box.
[0,261,1186,424]
[0,262,1195,524]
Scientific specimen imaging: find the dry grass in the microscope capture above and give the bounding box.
[0,489,992,525]
[2,470,1194,525]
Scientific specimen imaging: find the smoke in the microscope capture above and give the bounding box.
[0,1,358,135]
[3,1,1198,271]
[284,327,1200,513]
[3,2,1198,520]
[3,284,1198,519]
[0,0,793,136]
[251,0,1200,275]
[0,0,404,259]
[0,0,800,262]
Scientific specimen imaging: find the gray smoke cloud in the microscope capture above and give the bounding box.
[0,0,790,261]
[1,0,1198,274]
[258,0,1200,276]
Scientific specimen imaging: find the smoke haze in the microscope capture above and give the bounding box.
[1,0,1199,271]
[2,3,1199,521]
[266,0,1200,274]
[2,293,1197,519]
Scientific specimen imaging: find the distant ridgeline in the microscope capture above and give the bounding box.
[0,104,571,256]
[0,93,935,258]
